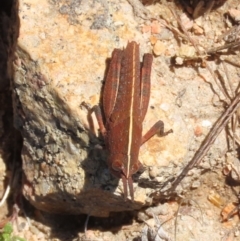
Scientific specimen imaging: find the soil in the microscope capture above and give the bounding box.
[1,0,240,240]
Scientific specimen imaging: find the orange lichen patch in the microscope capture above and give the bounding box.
[149,35,158,45]
[142,25,151,33]
[141,20,164,35]
[194,125,202,137]
[151,20,162,34]
[146,136,169,153]
[221,203,238,221]
[89,94,100,106]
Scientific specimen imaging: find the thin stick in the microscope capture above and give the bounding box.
[207,41,240,54]
[170,91,240,191]
[170,7,229,100]
[222,61,234,99]
[170,7,201,54]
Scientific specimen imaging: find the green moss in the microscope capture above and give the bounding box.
[0,223,26,241]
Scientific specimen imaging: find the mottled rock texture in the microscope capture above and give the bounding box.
[14,0,233,217]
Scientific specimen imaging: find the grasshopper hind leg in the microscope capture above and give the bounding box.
[141,120,173,145]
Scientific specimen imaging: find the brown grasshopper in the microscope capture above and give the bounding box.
[94,41,172,201]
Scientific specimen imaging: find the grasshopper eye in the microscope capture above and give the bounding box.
[112,160,123,172]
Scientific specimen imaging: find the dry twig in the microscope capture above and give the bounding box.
[170,91,240,191]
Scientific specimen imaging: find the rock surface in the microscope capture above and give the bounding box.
[14,0,239,218]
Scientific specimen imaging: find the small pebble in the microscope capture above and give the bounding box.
[137,211,149,222]
[18,222,27,232]
[160,103,170,111]
[234,230,239,237]
[145,203,170,216]
[29,226,40,236]
[206,209,213,217]
[197,191,204,196]
[151,20,162,34]
[222,164,232,175]
[180,13,193,30]
[208,192,223,207]
[142,25,151,33]
[228,8,240,22]
[149,167,158,178]
[39,32,46,40]
[114,21,124,27]
[145,218,155,228]
[175,56,184,65]
[191,180,201,188]
[158,28,173,40]
[231,168,240,182]
[178,44,195,58]
[201,120,212,128]
[192,23,204,35]
[149,35,158,45]
[153,40,166,56]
